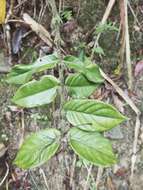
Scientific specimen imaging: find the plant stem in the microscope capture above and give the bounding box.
[124,0,132,89]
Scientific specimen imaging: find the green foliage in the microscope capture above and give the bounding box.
[61,10,72,21]
[95,22,119,35]
[69,128,117,166]
[64,99,126,132]
[93,46,105,56]
[6,54,59,84]
[14,129,61,169]
[64,55,104,83]
[83,64,104,83]
[12,75,60,108]
[65,73,99,98]
[64,55,86,72]
[7,54,127,169]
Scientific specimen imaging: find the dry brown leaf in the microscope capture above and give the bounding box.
[115,167,128,177]
[0,143,7,158]
[134,60,143,77]
[119,0,125,30]
[113,94,125,113]
[23,13,53,47]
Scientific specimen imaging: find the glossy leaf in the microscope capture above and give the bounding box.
[64,55,104,84]
[6,54,59,84]
[6,68,34,85]
[12,75,60,108]
[76,124,97,132]
[69,128,117,166]
[83,64,104,83]
[93,46,105,56]
[64,55,84,72]
[65,73,99,98]
[30,54,59,72]
[64,99,127,132]
[14,129,61,169]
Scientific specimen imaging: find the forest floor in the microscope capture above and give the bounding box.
[0,0,143,190]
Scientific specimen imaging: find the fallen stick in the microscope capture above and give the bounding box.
[23,13,53,48]
[100,69,140,115]
[124,0,132,89]
[96,167,104,189]
[0,162,9,187]
[100,69,141,181]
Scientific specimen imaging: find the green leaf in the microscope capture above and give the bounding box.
[65,73,99,98]
[30,54,59,72]
[64,99,127,132]
[6,67,34,85]
[61,10,72,21]
[93,46,105,56]
[69,128,117,166]
[64,55,93,70]
[76,124,97,132]
[14,128,61,169]
[83,64,104,83]
[12,75,60,108]
[95,22,119,34]
[6,54,59,84]
[64,55,104,84]
[64,55,84,72]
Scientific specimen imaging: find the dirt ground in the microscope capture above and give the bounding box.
[0,0,143,189]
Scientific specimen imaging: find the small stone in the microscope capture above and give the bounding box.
[118,181,129,190]
[105,126,124,140]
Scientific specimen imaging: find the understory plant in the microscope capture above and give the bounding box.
[6,53,127,169]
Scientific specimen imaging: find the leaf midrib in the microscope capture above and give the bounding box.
[14,86,58,101]
[70,138,113,158]
[67,110,123,120]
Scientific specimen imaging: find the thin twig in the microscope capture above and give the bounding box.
[84,165,92,190]
[95,167,104,189]
[59,0,62,13]
[91,0,116,59]
[47,0,63,46]
[0,162,9,187]
[19,110,25,147]
[38,0,44,22]
[130,114,141,180]
[29,171,39,190]
[100,69,140,115]
[69,155,76,188]
[119,0,126,67]
[124,0,132,89]
[15,0,29,9]
[7,19,26,24]
[39,1,49,23]
[39,168,49,190]
[127,1,140,26]
[5,0,14,23]
[3,0,14,66]
[3,24,12,65]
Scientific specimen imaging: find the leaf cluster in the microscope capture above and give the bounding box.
[6,54,127,169]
